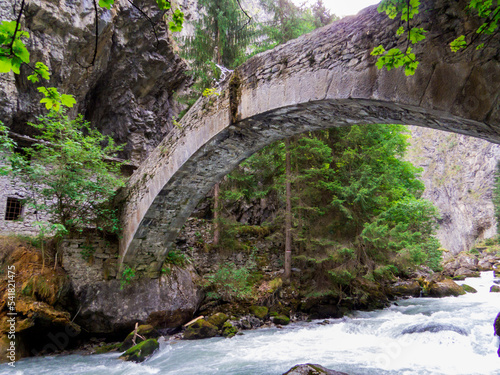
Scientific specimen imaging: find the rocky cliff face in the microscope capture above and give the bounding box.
[0,0,190,163]
[407,126,500,254]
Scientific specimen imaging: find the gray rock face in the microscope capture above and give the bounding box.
[76,265,203,334]
[1,0,189,163]
[407,126,500,253]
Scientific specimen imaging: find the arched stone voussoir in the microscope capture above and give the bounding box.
[119,0,500,277]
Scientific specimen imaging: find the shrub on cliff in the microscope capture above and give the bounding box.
[204,263,252,301]
[8,110,125,235]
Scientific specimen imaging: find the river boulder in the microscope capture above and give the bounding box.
[183,319,218,340]
[249,305,269,320]
[283,364,348,375]
[454,268,480,278]
[119,324,157,351]
[427,279,466,297]
[388,280,421,297]
[206,313,228,329]
[74,265,203,335]
[494,312,500,336]
[401,322,468,336]
[461,284,477,293]
[272,314,290,325]
[119,338,159,363]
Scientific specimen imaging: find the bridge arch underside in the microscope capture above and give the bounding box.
[123,98,499,277]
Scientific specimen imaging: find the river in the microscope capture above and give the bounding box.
[3,272,500,375]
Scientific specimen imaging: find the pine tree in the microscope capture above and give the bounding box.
[181,0,254,93]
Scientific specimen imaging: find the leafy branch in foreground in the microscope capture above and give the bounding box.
[450,1,500,52]
[0,18,76,111]
[372,0,499,75]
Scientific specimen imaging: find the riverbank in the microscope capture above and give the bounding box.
[3,271,500,375]
[2,234,500,362]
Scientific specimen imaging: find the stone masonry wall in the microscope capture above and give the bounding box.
[0,174,49,236]
[60,238,119,292]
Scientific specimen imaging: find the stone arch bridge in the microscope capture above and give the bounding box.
[119,0,500,277]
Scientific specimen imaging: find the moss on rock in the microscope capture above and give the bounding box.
[249,305,268,320]
[222,321,238,338]
[183,319,218,340]
[94,342,121,354]
[490,285,500,293]
[119,324,156,351]
[119,338,159,363]
[206,313,228,329]
[273,314,290,325]
[461,284,477,293]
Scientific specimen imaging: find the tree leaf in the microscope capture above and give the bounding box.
[450,35,466,52]
[99,0,114,10]
[60,94,76,108]
[156,0,171,10]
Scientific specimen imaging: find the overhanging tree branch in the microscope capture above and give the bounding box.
[9,0,25,56]
[235,0,252,32]
[127,0,160,48]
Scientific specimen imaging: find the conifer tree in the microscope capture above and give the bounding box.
[181,0,254,93]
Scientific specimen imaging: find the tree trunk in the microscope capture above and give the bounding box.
[284,138,292,279]
[213,182,220,245]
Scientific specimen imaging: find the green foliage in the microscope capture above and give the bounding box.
[373,47,419,76]
[27,62,50,83]
[328,269,354,286]
[202,88,220,97]
[169,9,184,32]
[221,124,442,290]
[0,122,15,176]
[375,0,499,73]
[450,35,467,52]
[37,87,76,111]
[80,244,96,261]
[164,249,190,267]
[373,0,423,75]
[254,0,336,55]
[204,263,252,301]
[360,197,442,271]
[257,0,315,47]
[180,0,254,98]
[469,247,480,254]
[8,111,126,234]
[120,266,136,289]
[99,0,115,9]
[0,20,30,74]
[156,0,171,10]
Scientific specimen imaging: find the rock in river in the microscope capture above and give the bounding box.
[283,363,348,374]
